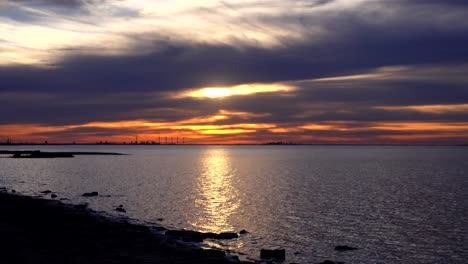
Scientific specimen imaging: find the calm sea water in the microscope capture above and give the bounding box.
[1,145,467,263]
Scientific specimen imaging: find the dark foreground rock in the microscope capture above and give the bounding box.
[335,245,358,251]
[260,249,286,261]
[318,260,344,264]
[165,230,239,242]
[0,191,242,264]
[115,205,126,213]
[82,191,99,197]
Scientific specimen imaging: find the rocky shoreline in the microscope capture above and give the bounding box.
[0,188,249,264]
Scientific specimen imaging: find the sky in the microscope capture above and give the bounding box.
[1,0,468,144]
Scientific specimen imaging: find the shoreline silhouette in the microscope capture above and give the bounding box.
[0,188,247,264]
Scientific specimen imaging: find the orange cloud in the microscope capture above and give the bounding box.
[369,122,468,131]
[375,104,468,114]
[2,117,468,145]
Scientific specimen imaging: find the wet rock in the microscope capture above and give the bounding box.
[239,229,248,235]
[165,230,239,242]
[335,245,358,251]
[205,232,239,239]
[82,192,98,197]
[260,249,286,261]
[115,207,126,213]
[41,190,52,194]
[51,194,57,199]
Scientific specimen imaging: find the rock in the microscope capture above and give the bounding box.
[115,207,126,213]
[260,249,286,261]
[205,232,239,239]
[51,194,57,199]
[11,190,16,193]
[41,190,52,194]
[82,192,98,197]
[165,230,239,242]
[335,245,358,251]
[157,218,164,222]
[239,229,248,234]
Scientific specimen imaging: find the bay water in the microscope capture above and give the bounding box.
[1,145,467,263]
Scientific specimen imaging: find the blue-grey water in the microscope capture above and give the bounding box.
[1,145,467,263]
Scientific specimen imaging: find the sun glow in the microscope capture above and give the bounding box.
[180,83,295,99]
[198,88,235,98]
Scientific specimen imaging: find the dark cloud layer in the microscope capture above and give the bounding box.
[1,0,468,143]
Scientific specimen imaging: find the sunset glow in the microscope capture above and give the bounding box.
[181,84,295,99]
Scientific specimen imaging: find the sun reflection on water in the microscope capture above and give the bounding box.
[190,148,240,233]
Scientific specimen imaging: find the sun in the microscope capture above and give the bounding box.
[181,83,295,99]
[198,88,234,98]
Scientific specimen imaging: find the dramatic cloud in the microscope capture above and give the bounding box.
[1,0,468,144]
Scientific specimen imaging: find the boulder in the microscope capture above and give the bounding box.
[82,192,98,197]
[205,232,239,239]
[51,194,57,199]
[335,245,358,251]
[115,207,126,213]
[260,249,286,261]
[41,190,52,194]
[165,230,239,242]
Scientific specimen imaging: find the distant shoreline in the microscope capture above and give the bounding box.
[1,143,467,147]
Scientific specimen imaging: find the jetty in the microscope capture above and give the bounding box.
[0,150,126,158]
